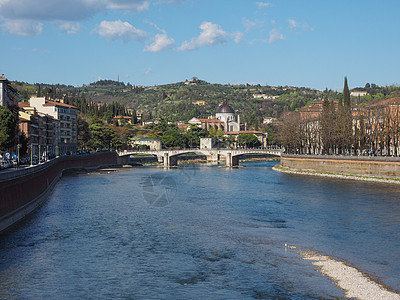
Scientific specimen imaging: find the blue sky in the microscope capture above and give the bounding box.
[1,0,399,90]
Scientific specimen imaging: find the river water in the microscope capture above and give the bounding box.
[0,161,399,299]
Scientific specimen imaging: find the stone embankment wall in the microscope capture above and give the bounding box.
[280,154,400,178]
[0,152,118,232]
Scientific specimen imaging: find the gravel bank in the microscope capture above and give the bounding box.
[299,250,400,299]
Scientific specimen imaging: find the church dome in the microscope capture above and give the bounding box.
[216,102,235,114]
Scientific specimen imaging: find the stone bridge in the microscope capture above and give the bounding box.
[117,147,281,167]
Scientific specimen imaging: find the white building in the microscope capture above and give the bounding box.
[29,97,78,154]
[200,138,215,149]
[215,101,241,132]
[253,94,279,100]
[350,91,368,97]
[131,137,162,150]
[263,117,276,125]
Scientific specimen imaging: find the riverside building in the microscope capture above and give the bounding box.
[29,97,78,155]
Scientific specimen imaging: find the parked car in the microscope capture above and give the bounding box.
[1,160,11,170]
[11,159,18,167]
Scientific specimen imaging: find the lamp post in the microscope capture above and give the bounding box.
[30,144,33,166]
[38,144,41,164]
[17,143,21,167]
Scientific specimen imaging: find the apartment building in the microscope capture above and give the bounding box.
[29,97,77,154]
[19,103,60,158]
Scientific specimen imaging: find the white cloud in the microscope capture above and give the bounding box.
[0,0,152,24]
[145,67,152,75]
[0,19,43,36]
[157,0,184,4]
[59,22,81,34]
[288,19,313,31]
[106,0,150,11]
[288,19,299,30]
[0,0,104,21]
[269,28,284,43]
[145,33,175,52]
[178,21,227,51]
[242,18,256,32]
[233,32,244,44]
[0,0,185,36]
[95,20,147,42]
[256,2,272,8]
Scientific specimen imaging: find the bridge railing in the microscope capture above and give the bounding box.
[118,146,281,153]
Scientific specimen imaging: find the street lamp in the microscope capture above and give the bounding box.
[30,144,33,166]
[17,143,21,167]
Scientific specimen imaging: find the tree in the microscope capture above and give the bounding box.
[185,126,207,148]
[0,106,17,151]
[277,111,301,153]
[112,127,131,150]
[237,134,261,148]
[320,98,337,154]
[131,109,137,124]
[18,131,29,156]
[88,117,107,150]
[338,77,353,153]
[77,115,90,149]
[343,76,351,107]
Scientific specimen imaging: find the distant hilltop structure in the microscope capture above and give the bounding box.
[253,94,279,100]
[350,90,368,97]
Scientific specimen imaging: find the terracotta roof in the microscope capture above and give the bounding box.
[113,116,131,119]
[178,124,189,129]
[198,118,224,123]
[368,97,400,107]
[44,100,77,109]
[18,102,31,108]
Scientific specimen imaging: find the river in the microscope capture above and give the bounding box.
[0,161,399,299]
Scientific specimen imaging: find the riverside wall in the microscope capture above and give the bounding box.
[0,152,118,232]
[280,154,400,178]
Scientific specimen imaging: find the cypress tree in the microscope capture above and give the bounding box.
[343,76,350,107]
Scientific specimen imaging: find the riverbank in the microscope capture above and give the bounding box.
[273,164,400,184]
[284,245,400,299]
[273,165,400,184]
